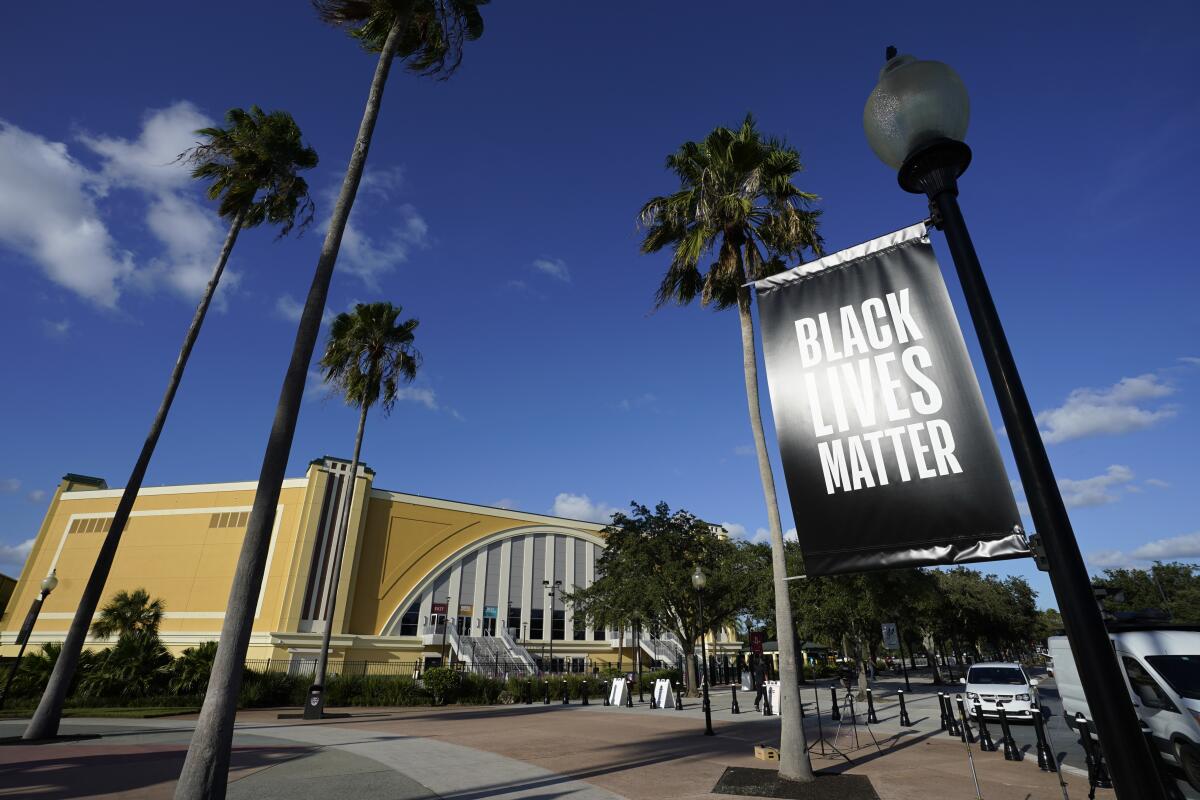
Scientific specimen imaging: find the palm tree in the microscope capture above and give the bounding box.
[638,115,822,781]
[310,301,420,714]
[24,107,317,742]
[89,588,166,640]
[174,5,485,797]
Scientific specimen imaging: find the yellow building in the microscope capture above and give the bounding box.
[1,457,740,675]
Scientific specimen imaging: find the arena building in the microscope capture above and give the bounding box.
[1,457,740,675]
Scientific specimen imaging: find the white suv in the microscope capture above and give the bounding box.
[963,662,1034,719]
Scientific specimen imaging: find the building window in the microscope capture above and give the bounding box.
[399,602,419,636]
[573,617,586,641]
[507,607,521,638]
[70,517,113,534]
[551,610,565,641]
[529,609,544,639]
[593,625,606,641]
[209,511,249,528]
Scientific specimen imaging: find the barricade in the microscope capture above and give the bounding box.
[897,689,912,727]
[1031,707,1052,771]
[866,688,879,724]
[602,679,610,706]
[544,682,551,705]
[973,700,995,752]
[562,679,569,705]
[1075,714,1112,798]
[731,685,740,714]
[581,680,589,706]
[955,695,975,743]
[937,692,949,730]
[997,703,1019,761]
[829,686,840,721]
[673,682,683,710]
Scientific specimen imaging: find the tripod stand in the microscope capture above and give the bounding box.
[830,686,881,754]
[806,683,852,764]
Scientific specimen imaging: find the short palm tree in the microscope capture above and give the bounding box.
[638,115,822,781]
[309,302,420,713]
[24,107,317,742]
[174,6,485,796]
[89,589,166,640]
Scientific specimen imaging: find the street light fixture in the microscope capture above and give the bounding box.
[691,565,714,736]
[0,570,58,710]
[543,579,561,674]
[864,49,1164,798]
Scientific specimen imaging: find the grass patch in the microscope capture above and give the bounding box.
[0,706,199,719]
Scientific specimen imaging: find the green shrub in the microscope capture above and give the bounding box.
[170,641,218,695]
[324,674,430,706]
[421,666,460,704]
[238,669,306,707]
[77,633,173,700]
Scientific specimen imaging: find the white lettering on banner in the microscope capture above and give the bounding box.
[795,288,963,495]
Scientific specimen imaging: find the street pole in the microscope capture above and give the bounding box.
[440,596,450,666]
[0,572,58,710]
[897,624,912,693]
[899,137,1165,798]
[692,566,714,736]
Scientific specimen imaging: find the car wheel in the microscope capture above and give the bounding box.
[1175,740,1200,791]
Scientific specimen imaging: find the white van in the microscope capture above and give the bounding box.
[1048,626,1200,789]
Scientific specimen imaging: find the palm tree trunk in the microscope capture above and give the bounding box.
[312,403,368,697]
[735,283,813,781]
[173,20,405,800]
[23,210,245,741]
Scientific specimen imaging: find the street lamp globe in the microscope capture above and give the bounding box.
[41,570,58,594]
[863,52,970,171]
[691,566,706,591]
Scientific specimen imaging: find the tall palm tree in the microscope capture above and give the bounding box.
[174,4,485,797]
[24,107,317,742]
[89,588,166,640]
[309,301,420,716]
[638,115,822,782]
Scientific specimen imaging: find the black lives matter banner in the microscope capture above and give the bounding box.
[755,223,1027,576]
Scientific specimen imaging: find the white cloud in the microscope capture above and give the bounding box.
[720,522,748,538]
[324,167,427,288]
[721,521,796,545]
[275,294,335,326]
[1181,357,1200,367]
[81,102,242,309]
[532,257,570,282]
[1131,532,1200,561]
[617,393,656,412]
[43,318,71,338]
[551,493,620,523]
[733,444,755,457]
[1145,478,1171,489]
[493,498,517,510]
[1089,531,1200,569]
[1037,374,1176,444]
[0,479,20,493]
[395,386,439,410]
[0,537,35,576]
[27,490,47,503]
[0,121,133,307]
[1058,465,1136,509]
[81,101,210,192]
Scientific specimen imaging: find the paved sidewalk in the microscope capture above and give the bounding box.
[0,688,1121,800]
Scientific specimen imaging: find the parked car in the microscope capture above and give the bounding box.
[962,661,1035,719]
[1048,626,1200,790]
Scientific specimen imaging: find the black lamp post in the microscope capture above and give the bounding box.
[864,49,1164,799]
[691,566,714,736]
[0,570,58,710]
[543,579,561,674]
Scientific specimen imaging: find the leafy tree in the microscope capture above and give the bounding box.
[567,503,758,695]
[25,107,317,741]
[89,589,166,640]
[174,5,486,796]
[312,302,420,700]
[638,115,822,782]
[1096,562,1200,623]
[6,642,98,700]
[1033,608,1063,645]
[171,641,219,696]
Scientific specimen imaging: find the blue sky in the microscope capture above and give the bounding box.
[1,2,1197,610]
